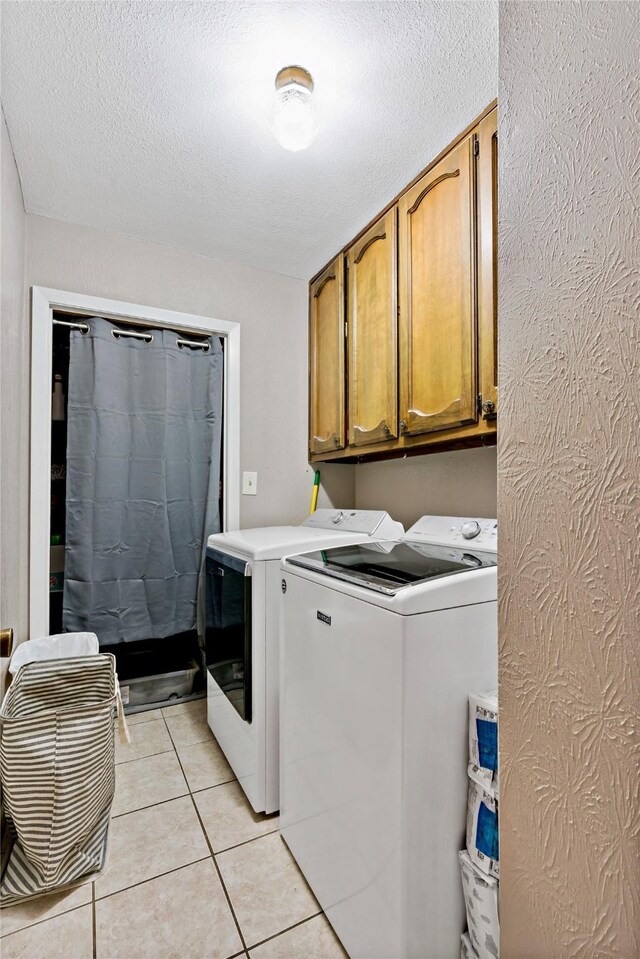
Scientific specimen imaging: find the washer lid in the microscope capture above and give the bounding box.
[286,540,496,595]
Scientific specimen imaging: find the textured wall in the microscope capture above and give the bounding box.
[355,447,497,529]
[1,108,28,646]
[498,3,640,956]
[25,215,355,532]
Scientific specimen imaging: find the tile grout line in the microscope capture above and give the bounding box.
[190,775,237,795]
[111,779,241,821]
[161,705,329,956]
[162,710,250,956]
[120,709,276,847]
[213,826,280,857]
[116,702,211,766]
[118,706,326,957]
[94,856,212,904]
[244,910,324,953]
[111,791,191,820]
[0,900,92,942]
[114,746,174,767]
[208,831,251,956]
[115,735,212,766]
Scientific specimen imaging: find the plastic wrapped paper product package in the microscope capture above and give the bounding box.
[466,778,499,880]
[459,851,499,959]
[461,931,478,959]
[468,691,498,795]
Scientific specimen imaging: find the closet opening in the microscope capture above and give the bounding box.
[46,303,231,713]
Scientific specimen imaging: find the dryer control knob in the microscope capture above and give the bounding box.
[461,521,481,540]
[332,511,344,524]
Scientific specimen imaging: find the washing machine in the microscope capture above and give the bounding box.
[204,509,403,814]
[279,515,498,959]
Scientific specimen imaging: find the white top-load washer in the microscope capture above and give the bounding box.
[204,509,403,814]
[279,515,498,959]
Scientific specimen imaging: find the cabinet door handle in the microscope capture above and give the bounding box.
[399,420,408,433]
[482,400,496,418]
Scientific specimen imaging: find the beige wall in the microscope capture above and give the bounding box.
[2,185,354,643]
[25,214,355,538]
[355,446,497,529]
[1,109,28,647]
[499,2,640,956]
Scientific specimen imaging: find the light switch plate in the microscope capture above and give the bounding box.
[242,471,258,495]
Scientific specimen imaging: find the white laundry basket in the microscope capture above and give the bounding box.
[0,636,128,905]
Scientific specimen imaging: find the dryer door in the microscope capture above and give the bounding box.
[205,549,252,723]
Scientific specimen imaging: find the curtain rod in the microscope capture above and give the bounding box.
[177,338,211,352]
[52,318,89,334]
[52,318,211,351]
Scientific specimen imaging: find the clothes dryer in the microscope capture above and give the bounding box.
[205,509,403,813]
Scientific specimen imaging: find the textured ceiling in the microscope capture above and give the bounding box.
[1,1,497,279]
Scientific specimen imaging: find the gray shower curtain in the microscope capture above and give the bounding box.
[63,316,223,644]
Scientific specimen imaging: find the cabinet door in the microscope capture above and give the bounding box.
[398,134,477,436]
[478,108,498,420]
[347,210,398,447]
[309,257,346,455]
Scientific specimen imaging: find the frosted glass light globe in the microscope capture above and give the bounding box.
[271,66,317,152]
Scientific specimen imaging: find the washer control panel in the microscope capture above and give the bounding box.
[461,520,481,540]
[405,515,497,551]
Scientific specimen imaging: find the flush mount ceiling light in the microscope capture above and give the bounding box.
[271,65,317,152]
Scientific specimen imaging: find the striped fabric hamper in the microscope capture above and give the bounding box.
[0,654,122,905]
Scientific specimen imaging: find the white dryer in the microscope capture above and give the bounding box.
[279,515,498,959]
[204,509,403,814]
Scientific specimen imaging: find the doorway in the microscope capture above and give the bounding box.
[31,288,241,707]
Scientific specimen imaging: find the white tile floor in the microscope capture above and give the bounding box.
[0,699,348,959]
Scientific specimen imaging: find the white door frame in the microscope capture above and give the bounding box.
[30,286,241,640]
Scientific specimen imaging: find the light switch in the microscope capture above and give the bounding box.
[242,471,258,495]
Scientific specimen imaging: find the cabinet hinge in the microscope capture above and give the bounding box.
[477,393,483,415]
[344,322,348,339]
[473,138,480,158]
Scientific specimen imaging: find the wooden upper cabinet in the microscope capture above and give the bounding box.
[347,210,398,447]
[398,133,477,436]
[308,101,497,463]
[478,107,498,420]
[309,257,346,455]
